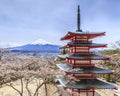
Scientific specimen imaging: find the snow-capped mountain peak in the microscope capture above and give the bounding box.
[31,39,52,45]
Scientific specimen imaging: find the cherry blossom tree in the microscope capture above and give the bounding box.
[0,54,57,96]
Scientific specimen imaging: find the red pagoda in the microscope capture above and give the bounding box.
[57,5,117,96]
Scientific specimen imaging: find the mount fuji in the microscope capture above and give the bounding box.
[9,39,60,53]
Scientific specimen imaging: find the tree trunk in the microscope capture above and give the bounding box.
[20,78,23,96]
[25,80,32,96]
[44,83,48,96]
[20,93,22,96]
[33,82,44,96]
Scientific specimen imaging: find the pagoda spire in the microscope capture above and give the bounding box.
[76,5,82,32]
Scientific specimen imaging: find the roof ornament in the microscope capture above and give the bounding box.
[76,5,82,32]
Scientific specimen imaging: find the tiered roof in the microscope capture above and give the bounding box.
[58,77,116,89]
[57,64,113,74]
[61,32,105,40]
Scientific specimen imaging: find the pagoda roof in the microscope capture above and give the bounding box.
[58,54,109,60]
[61,43,107,48]
[57,77,117,89]
[57,64,112,74]
[61,32,105,40]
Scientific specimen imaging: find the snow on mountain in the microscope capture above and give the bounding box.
[31,39,53,45]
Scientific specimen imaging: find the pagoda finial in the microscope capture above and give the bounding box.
[76,5,82,32]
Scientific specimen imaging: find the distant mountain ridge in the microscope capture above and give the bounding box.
[9,44,60,53]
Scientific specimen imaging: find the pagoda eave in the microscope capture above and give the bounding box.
[61,32,105,40]
[57,77,117,89]
[57,64,113,74]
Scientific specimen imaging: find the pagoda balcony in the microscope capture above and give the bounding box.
[70,38,92,43]
[64,88,95,96]
[71,40,92,44]
[67,63,95,67]
[71,75,97,79]
[61,43,107,49]
[68,52,92,55]
[68,42,92,44]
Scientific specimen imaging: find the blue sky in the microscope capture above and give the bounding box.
[0,0,120,47]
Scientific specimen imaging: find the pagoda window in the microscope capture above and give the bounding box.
[76,36,88,39]
[75,60,90,64]
[73,49,76,52]
[69,49,72,53]
[76,38,87,41]
[71,36,76,42]
[72,60,74,64]
[69,59,72,64]
[73,92,77,96]
[70,38,74,42]
[71,47,75,53]
[71,39,92,43]
[76,49,89,53]
[71,47,89,53]
[67,88,72,93]
[74,74,97,79]
[67,59,75,64]
[71,36,88,42]
[76,49,88,52]
[74,74,92,76]
[76,46,88,49]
